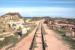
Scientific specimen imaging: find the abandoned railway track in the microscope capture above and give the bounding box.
[29,23,46,50]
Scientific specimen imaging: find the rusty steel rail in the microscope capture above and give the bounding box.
[41,25,46,50]
[29,23,46,50]
[29,24,39,50]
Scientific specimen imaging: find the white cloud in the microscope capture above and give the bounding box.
[5,0,75,3]
[0,7,75,17]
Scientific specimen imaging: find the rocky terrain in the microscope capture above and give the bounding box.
[0,13,36,49]
[0,13,22,32]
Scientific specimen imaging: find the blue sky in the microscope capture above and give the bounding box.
[0,0,75,18]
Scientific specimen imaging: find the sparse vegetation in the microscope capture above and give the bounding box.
[0,13,37,49]
[0,35,19,48]
[56,29,75,50]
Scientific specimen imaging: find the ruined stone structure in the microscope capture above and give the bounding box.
[0,13,22,32]
[46,18,75,38]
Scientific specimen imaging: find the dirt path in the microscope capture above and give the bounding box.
[5,21,40,50]
[1,20,71,50]
[7,27,36,50]
[43,23,71,50]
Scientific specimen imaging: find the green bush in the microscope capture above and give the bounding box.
[0,35,18,48]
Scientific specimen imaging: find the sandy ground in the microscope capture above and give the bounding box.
[1,20,71,50]
[8,21,40,50]
[1,21,40,50]
[5,27,37,50]
[43,23,71,50]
